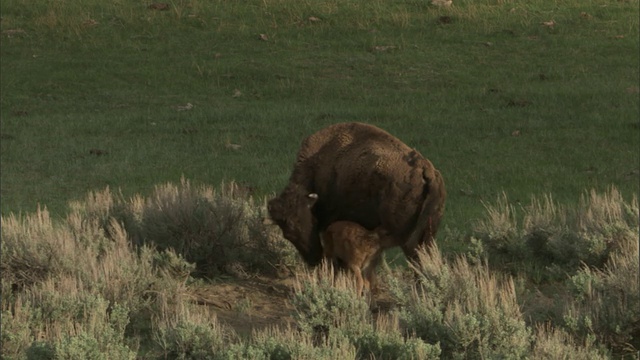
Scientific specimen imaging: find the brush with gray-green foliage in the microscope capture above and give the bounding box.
[350,315,441,360]
[291,262,441,359]
[70,178,302,278]
[383,242,615,359]
[34,302,134,360]
[0,204,194,359]
[224,325,358,360]
[474,188,638,279]
[531,324,609,360]
[152,261,441,360]
[394,245,532,359]
[563,230,639,356]
[470,187,639,356]
[291,262,372,336]
[153,305,236,360]
[1,275,138,360]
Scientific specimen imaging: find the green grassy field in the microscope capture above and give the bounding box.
[1,0,638,238]
[2,2,639,355]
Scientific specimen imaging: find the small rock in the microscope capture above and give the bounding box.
[176,103,193,111]
[431,0,452,7]
[541,20,556,27]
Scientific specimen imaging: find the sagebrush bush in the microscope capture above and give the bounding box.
[290,262,441,359]
[224,325,357,360]
[3,181,636,359]
[1,297,34,358]
[352,313,441,360]
[563,230,639,356]
[532,324,609,359]
[153,304,235,359]
[1,207,81,290]
[0,179,308,359]
[0,205,194,359]
[291,261,372,335]
[473,193,523,257]
[1,279,136,360]
[69,178,302,278]
[474,188,639,277]
[471,187,639,356]
[396,245,532,359]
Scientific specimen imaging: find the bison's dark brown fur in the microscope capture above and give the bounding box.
[268,122,446,267]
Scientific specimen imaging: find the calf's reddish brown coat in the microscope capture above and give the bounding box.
[321,221,395,295]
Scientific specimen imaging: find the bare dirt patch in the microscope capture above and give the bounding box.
[189,275,398,337]
[191,276,298,337]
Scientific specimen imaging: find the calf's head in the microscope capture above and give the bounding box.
[267,188,323,266]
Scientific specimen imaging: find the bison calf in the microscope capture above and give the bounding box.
[321,221,395,296]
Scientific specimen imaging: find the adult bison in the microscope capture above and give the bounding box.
[268,122,446,267]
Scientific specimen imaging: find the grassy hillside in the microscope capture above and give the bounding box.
[1,0,638,236]
[2,2,638,357]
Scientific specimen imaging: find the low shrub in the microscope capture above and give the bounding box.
[69,178,302,278]
[290,261,440,359]
[153,304,235,359]
[474,188,638,279]
[563,231,639,356]
[402,245,532,359]
[471,187,639,356]
[224,325,357,360]
[0,205,195,359]
[1,207,83,291]
[352,313,441,360]
[3,182,636,359]
[291,261,372,336]
[1,278,136,360]
[532,324,609,359]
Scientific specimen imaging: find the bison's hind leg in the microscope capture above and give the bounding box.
[332,257,348,272]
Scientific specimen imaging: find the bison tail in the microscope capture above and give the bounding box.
[404,168,446,254]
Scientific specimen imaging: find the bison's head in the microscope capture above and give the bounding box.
[267,187,323,266]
